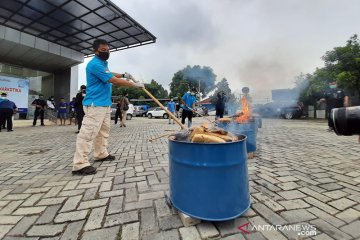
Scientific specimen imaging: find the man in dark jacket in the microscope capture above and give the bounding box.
[215,91,226,120]
[74,85,86,133]
[322,82,349,131]
[32,94,47,126]
[0,92,17,132]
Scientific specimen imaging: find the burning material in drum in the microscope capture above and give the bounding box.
[170,123,238,143]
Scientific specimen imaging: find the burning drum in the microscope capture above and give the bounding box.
[168,135,250,221]
[217,120,258,153]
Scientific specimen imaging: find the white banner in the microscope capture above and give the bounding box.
[0,75,30,113]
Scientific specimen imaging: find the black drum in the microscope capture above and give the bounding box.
[332,106,360,136]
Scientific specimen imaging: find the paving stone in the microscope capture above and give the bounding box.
[142,229,180,240]
[299,187,331,202]
[7,216,38,236]
[328,197,357,210]
[21,193,44,207]
[37,197,66,206]
[323,190,348,199]
[54,210,88,223]
[310,218,352,240]
[252,203,287,225]
[0,215,23,224]
[124,200,153,211]
[81,226,120,240]
[304,197,339,215]
[138,191,164,201]
[197,222,220,239]
[318,183,343,191]
[98,189,124,198]
[3,194,31,200]
[249,216,287,240]
[60,195,82,213]
[59,220,85,240]
[278,190,307,200]
[252,192,284,212]
[0,225,14,239]
[179,226,201,240]
[154,198,172,217]
[43,187,63,198]
[122,222,140,240]
[278,199,310,210]
[104,210,139,227]
[13,206,46,215]
[0,200,23,215]
[83,206,106,231]
[107,196,123,214]
[27,224,66,237]
[36,205,61,224]
[125,188,138,202]
[308,207,345,228]
[280,209,316,223]
[77,198,108,210]
[312,233,336,240]
[140,208,158,236]
[340,220,360,238]
[335,208,360,223]
[159,215,183,230]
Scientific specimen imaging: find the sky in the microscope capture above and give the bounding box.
[78,0,360,103]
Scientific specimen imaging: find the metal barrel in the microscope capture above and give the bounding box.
[332,106,360,136]
[168,136,250,221]
[217,121,258,153]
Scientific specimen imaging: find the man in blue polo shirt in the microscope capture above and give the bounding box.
[167,98,176,124]
[0,92,17,132]
[73,39,144,175]
[181,88,197,128]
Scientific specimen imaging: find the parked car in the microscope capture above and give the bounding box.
[147,107,169,119]
[133,105,150,117]
[111,103,134,120]
[254,101,305,119]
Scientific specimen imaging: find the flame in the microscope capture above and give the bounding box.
[235,95,251,123]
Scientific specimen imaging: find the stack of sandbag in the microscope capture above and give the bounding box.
[189,123,238,143]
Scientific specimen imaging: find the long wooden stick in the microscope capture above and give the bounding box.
[149,133,173,142]
[142,88,187,129]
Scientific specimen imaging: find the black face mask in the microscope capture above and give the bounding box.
[97,51,110,61]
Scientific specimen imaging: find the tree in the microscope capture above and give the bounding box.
[322,34,360,96]
[112,79,168,100]
[169,65,217,98]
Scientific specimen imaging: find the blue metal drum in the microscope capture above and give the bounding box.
[217,121,258,153]
[168,136,250,221]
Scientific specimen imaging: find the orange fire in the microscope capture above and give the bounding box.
[235,96,251,123]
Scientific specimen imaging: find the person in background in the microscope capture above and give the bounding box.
[175,101,180,118]
[167,98,176,124]
[69,97,76,125]
[58,97,68,126]
[74,85,86,133]
[47,96,55,111]
[32,94,47,126]
[72,39,143,175]
[215,91,226,120]
[114,98,122,125]
[0,92,17,132]
[321,82,349,131]
[181,88,197,128]
[119,92,130,127]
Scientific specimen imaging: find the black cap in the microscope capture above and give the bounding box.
[80,85,86,90]
[1,92,7,96]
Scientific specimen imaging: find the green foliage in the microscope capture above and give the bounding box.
[112,79,168,101]
[298,34,360,105]
[169,65,216,98]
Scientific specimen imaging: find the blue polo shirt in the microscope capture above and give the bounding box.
[167,101,176,112]
[181,92,196,111]
[83,55,114,107]
[0,99,17,109]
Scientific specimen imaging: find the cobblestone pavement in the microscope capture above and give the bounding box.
[0,118,359,240]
